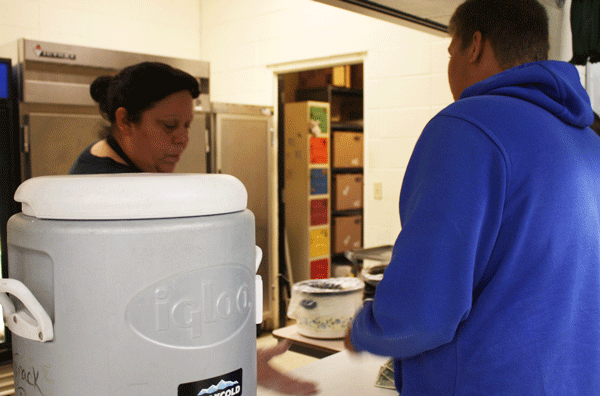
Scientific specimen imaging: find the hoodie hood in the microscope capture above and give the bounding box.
[460,61,593,128]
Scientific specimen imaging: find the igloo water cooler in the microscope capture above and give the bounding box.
[0,173,262,395]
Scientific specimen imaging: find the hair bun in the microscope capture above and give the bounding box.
[90,75,115,121]
[90,75,113,104]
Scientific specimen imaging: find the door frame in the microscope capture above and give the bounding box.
[268,52,367,326]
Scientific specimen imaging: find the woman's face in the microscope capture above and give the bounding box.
[127,90,194,173]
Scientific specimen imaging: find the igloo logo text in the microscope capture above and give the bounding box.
[126,264,253,348]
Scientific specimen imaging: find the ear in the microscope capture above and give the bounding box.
[467,31,484,63]
[115,107,132,135]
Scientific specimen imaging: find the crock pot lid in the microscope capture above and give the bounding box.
[292,277,365,296]
[14,173,248,220]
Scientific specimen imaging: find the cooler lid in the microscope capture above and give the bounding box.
[14,173,248,220]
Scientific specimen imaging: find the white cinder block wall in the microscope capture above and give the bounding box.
[0,0,453,257]
[0,0,571,251]
[0,0,201,59]
[200,0,453,247]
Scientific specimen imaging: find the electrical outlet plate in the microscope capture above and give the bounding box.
[374,182,383,200]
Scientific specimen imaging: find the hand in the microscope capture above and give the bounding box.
[257,340,320,395]
[343,323,357,353]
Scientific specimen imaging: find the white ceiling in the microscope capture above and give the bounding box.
[313,0,565,32]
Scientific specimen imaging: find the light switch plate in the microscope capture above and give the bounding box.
[374,182,383,200]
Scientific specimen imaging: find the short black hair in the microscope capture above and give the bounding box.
[90,62,200,135]
[449,0,549,70]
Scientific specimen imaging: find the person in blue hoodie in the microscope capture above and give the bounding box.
[344,0,600,394]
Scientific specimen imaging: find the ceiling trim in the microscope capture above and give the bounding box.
[338,0,448,32]
[313,0,565,34]
[267,52,367,74]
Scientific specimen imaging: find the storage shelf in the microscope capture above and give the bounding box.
[331,167,363,174]
[331,122,363,132]
[285,101,332,281]
[296,86,363,99]
[290,85,364,273]
[332,253,352,262]
[332,209,363,217]
[297,87,363,125]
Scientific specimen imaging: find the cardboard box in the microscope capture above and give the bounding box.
[332,65,351,88]
[332,132,363,168]
[332,264,353,277]
[298,69,332,88]
[333,174,363,210]
[332,215,362,254]
[297,65,359,89]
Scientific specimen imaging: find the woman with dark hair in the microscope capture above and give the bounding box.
[70,61,200,174]
[70,62,319,395]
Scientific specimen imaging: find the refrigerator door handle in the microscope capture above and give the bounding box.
[21,115,29,153]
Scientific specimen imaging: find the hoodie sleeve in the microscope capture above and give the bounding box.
[351,113,508,358]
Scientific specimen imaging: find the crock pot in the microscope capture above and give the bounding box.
[287,277,364,339]
[0,173,262,396]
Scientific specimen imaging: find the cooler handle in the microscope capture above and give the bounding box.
[255,246,263,324]
[255,246,262,272]
[255,275,263,325]
[0,279,54,342]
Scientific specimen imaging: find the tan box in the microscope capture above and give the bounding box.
[332,132,363,168]
[298,69,332,88]
[333,174,363,210]
[332,215,362,254]
[332,65,351,88]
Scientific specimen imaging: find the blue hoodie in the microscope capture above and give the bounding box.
[351,61,600,395]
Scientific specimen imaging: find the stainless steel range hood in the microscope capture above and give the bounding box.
[313,0,565,32]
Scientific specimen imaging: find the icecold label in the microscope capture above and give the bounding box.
[178,369,242,396]
[126,264,253,348]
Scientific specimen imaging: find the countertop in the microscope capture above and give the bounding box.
[257,350,397,395]
[271,324,344,358]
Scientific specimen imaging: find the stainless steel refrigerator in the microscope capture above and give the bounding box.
[0,39,212,178]
[0,40,278,350]
[208,102,277,330]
